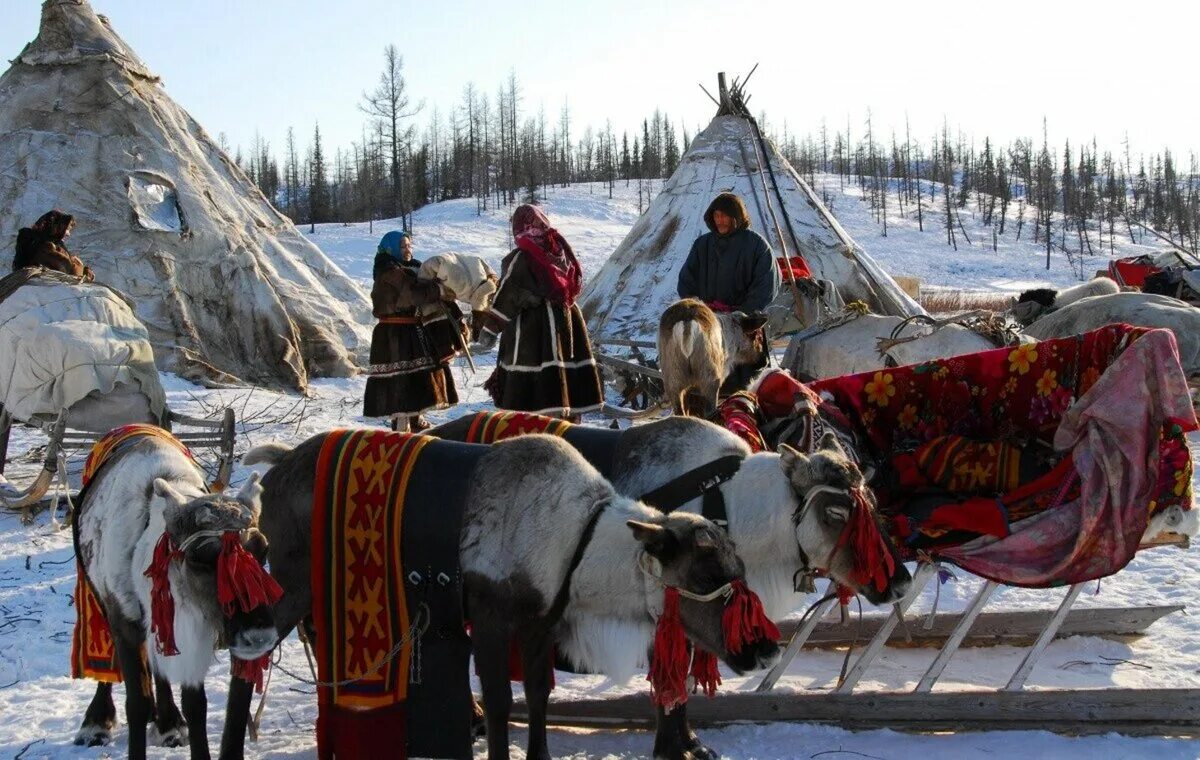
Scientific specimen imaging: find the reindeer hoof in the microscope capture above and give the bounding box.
[157,726,186,747]
[74,724,113,747]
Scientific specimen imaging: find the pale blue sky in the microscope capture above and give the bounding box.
[4,0,1197,161]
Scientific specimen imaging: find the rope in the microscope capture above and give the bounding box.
[638,552,735,603]
[271,605,430,688]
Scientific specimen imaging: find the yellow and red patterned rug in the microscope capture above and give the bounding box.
[311,429,433,760]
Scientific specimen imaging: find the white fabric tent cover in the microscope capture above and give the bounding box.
[580,114,923,343]
[0,272,166,428]
[0,1,371,391]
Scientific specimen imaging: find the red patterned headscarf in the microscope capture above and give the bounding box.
[511,204,582,307]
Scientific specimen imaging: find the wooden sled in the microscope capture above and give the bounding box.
[0,403,236,520]
[514,538,1197,737]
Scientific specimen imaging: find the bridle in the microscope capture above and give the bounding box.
[791,483,865,594]
[638,551,736,606]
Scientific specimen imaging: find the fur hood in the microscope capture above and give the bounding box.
[704,193,752,235]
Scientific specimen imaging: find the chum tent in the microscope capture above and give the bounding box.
[0,0,371,391]
[580,74,923,344]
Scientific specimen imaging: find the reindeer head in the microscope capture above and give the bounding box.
[716,311,769,376]
[628,513,780,676]
[780,433,912,605]
[154,474,278,660]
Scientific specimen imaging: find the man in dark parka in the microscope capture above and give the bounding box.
[677,192,780,313]
[677,192,780,391]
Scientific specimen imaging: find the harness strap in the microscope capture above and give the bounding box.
[639,455,744,530]
[544,498,610,626]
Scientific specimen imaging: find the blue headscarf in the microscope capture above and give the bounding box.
[373,230,414,278]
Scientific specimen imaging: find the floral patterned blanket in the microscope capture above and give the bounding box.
[752,325,1196,587]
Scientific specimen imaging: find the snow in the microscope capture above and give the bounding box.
[1,180,1197,758]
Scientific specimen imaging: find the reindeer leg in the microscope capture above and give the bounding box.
[219,677,253,760]
[113,633,151,760]
[470,607,513,760]
[674,701,718,760]
[652,702,689,760]
[153,674,187,747]
[74,681,117,746]
[221,607,304,760]
[181,683,210,760]
[518,626,553,760]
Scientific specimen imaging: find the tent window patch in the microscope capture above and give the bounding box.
[127,173,186,233]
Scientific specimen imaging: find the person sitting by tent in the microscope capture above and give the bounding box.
[677,192,780,391]
[475,205,603,419]
[363,230,460,432]
[12,210,94,281]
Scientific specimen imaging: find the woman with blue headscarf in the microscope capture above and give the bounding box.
[363,230,460,431]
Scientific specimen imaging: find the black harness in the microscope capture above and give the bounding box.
[543,455,744,627]
[639,454,745,530]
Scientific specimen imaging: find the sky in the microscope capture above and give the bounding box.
[3,0,1198,163]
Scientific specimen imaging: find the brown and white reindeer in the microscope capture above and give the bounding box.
[461,435,780,760]
[74,436,279,760]
[658,298,768,416]
[427,412,914,760]
[229,432,781,760]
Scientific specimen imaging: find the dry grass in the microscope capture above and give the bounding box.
[919,289,1016,314]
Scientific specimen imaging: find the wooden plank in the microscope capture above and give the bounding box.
[594,338,657,349]
[755,595,837,692]
[594,353,663,379]
[914,579,997,692]
[781,604,1184,649]
[518,688,1200,736]
[836,564,936,692]
[1005,584,1084,691]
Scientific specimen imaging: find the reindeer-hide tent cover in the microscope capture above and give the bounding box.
[0,0,371,391]
[580,110,923,344]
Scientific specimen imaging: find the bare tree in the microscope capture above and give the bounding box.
[361,45,423,228]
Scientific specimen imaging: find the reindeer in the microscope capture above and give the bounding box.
[74,436,277,760]
[657,298,768,416]
[428,412,913,759]
[1009,276,1121,326]
[216,432,778,760]
[463,435,779,760]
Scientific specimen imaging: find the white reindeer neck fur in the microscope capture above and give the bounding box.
[720,453,808,619]
[557,497,668,682]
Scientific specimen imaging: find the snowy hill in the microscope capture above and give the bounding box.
[0,180,1196,759]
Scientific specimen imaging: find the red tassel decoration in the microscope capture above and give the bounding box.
[690,649,721,698]
[838,491,896,593]
[722,580,780,654]
[145,533,181,656]
[648,589,690,709]
[216,533,284,616]
[232,654,271,693]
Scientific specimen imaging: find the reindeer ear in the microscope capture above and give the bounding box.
[236,472,264,521]
[739,311,769,333]
[818,431,845,457]
[153,478,187,507]
[627,519,678,560]
[777,444,812,486]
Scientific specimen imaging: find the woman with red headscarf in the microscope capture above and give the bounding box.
[476,204,602,418]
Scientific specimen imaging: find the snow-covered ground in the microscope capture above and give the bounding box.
[2,180,1198,759]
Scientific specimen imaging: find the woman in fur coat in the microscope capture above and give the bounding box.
[363,231,461,431]
[476,205,602,419]
[12,210,94,280]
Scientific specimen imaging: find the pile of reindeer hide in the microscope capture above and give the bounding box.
[0,270,165,427]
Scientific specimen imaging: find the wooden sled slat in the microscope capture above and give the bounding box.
[782,604,1184,650]
[518,688,1200,736]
